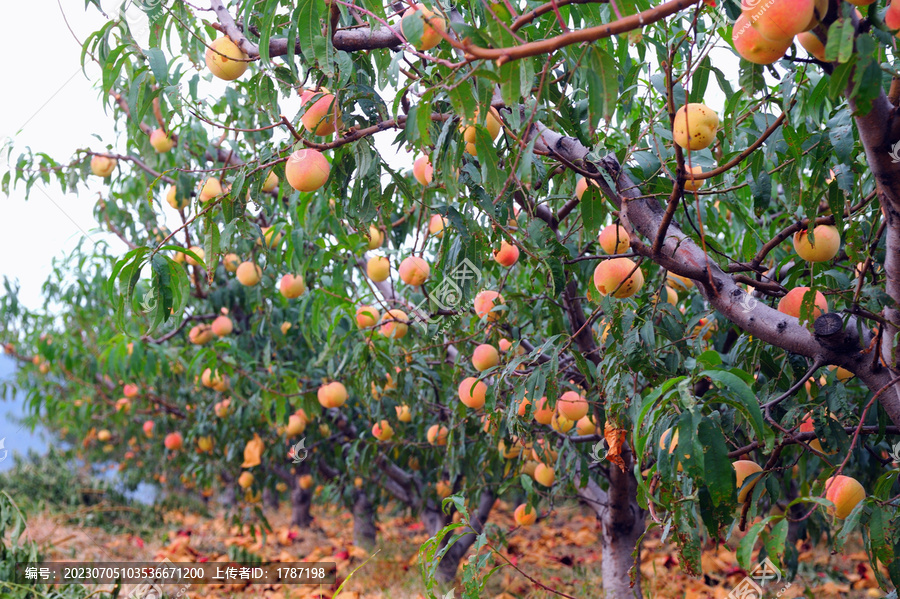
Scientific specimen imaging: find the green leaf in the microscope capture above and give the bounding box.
[145,48,168,84]
[699,369,772,451]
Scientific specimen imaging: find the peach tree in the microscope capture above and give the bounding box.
[3,0,900,597]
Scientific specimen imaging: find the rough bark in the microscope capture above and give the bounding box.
[576,453,645,598]
[290,483,313,528]
[352,490,378,550]
[422,498,448,537]
[262,487,279,511]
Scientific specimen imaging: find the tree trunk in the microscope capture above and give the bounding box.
[352,490,378,550]
[290,483,313,528]
[599,500,645,599]
[263,487,279,511]
[576,455,645,599]
[220,483,236,508]
[422,499,448,536]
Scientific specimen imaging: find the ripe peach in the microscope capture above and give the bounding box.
[658,286,678,306]
[793,225,840,262]
[399,256,430,285]
[535,440,561,463]
[473,290,505,321]
[143,421,154,438]
[262,171,279,192]
[732,14,792,64]
[516,397,531,417]
[164,432,183,451]
[493,241,520,267]
[367,256,391,282]
[214,399,232,418]
[395,405,412,422]
[458,377,487,409]
[123,383,139,398]
[499,338,513,353]
[575,176,599,200]
[380,309,409,339]
[355,305,380,328]
[593,258,644,298]
[801,0,830,29]
[280,321,292,334]
[733,460,763,502]
[462,107,502,144]
[799,413,839,455]
[236,262,262,286]
[298,474,314,490]
[285,149,330,192]
[238,471,255,489]
[746,0,814,42]
[551,413,575,433]
[533,397,554,424]
[683,165,704,193]
[97,429,112,442]
[576,415,596,436]
[279,274,307,298]
[199,177,224,202]
[286,413,306,436]
[835,366,853,382]
[534,463,555,487]
[201,368,229,391]
[413,155,434,185]
[514,503,537,526]
[372,420,394,441]
[299,88,340,136]
[667,272,694,291]
[498,439,521,459]
[777,287,827,319]
[205,37,248,80]
[260,226,283,248]
[90,155,116,177]
[427,423,449,446]
[824,475,865,519]
[797,31,826,62]
[673,103,719,151]
[436,480,452,498]
[557,391,589,421]
[598,224,630,255]
[115,397,131,413]
[402,4,446,51]
[472,344,500,371]
[366,226,384,250]
[223,253,240,273]
[197,436,214,452]
[428,214,447,237]
[318,381,348,408]
[522,461,539,478]
[887,1,900,29]
[211,315,233,336]
[189,324,214,345]
[150,128,175,153]
[184,246,204,267]
[166,185,189,210]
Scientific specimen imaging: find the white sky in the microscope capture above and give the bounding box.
[0,1,122,310]
[0,1,779,313]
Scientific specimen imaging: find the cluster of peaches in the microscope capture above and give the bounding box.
[731,0,899,65]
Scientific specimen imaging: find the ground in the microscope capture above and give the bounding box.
[17,498,887,598]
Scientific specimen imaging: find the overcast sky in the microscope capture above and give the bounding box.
[0,3,113,309]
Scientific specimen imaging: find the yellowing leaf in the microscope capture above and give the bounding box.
[241,433,264,468]
[604,421,627,472]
